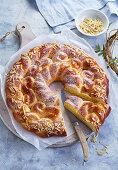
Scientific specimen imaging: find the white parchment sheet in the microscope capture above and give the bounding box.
[0,28,118,150]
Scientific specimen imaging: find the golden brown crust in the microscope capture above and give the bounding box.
[5,43,110,137]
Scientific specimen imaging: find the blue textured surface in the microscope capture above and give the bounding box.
[0,0,118,170]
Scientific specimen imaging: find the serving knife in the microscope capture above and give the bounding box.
[61,90,90,162]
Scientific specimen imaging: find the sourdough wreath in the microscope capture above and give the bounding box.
[5,43,111,138]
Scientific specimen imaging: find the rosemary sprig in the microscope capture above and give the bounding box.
[95,44,105,58]
[94,44,100,53]
[95,43,118,69]
[107,57,118,68]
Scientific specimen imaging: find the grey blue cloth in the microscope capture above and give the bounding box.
[36,0,118,33]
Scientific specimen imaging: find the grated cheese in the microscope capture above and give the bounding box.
[79,18,104,35]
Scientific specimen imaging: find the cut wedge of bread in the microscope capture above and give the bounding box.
[64,96,111,134]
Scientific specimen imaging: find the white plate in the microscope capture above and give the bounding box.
[75,9,109,36]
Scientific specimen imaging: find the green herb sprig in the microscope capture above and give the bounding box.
[95,44,105,57]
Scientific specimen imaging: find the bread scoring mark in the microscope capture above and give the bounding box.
[33,81,48,93]
[45,94,58,106]
[50,63,60,79]
[26,65,41,78]
[82,70,94,80]
[23,76,34,89]
[40,67,51,83]
[52,51,69,62]
[71,58,82,70]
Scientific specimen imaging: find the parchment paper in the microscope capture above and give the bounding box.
[0,28,118,150]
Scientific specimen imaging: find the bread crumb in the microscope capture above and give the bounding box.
[91,135,98,143]
[91,135,109,156]
[92,145,95,148]
[97,145,108,156]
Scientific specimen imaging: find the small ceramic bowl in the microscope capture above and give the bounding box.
[75,9,109,36]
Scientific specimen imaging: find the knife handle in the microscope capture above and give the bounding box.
[74,122,90,162]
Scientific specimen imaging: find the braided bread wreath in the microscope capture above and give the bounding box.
[5,43,111,138]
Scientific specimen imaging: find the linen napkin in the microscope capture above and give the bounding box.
[36,0,118,33]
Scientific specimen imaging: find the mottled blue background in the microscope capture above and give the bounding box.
[0,0,118,170]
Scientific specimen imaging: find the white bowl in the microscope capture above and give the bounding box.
[75,9,109,36]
